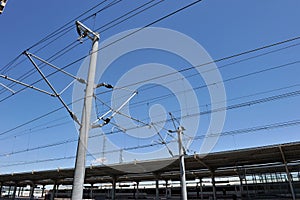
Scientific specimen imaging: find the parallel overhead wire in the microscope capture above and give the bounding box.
[2,0,300,101]
[0,0,300,162]
[27,0,110,50]
[1,0,299,104]
[0,54,23,74]
[101,36,300,92]
[2,0,299,109]
[0,0,111,75]
[1,118,300,168]
[1,49,300,139]
[92,88,300,137]
[0,0,129,96]
[0,0,165,99]
[101,41,300,99]
[1,0,300,173]
[96,0,165,33]
[1,85,300,161]
[96,58,300,111]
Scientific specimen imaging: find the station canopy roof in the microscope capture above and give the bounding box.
[0,142,299,186]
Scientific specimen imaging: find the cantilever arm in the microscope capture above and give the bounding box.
[0,74,54,96]
[24,52,81,125]
[92,91,138,128]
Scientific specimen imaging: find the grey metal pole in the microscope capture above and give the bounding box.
[164,180,170,199]
[279,145,296,200]
[12,184,17,200]
[111,176,117,200]
[51,182,56,200]
[41,185,45,198]
[0,182,2,198]
[200,178,203,200]
[211,175,216,200]
[90,183,94,199]
[29,184,35,200]
[8,185,11,196]
[71,28,99,200]
[17,186,21,197]
[155,179,159,200]
[165,180,168,199]
[239,176,243,197]
[136,181,139,199]
[178,126,188,200]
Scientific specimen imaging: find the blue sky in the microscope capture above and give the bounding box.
[0,0,300,174]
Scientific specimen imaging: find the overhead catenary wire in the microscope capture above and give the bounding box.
[0,137,77,158]
[1,0,299,105]
[0,120,72,142]
[0,0,298,143]
[92,0,203,55]
[2,78,294,144]
[1,0,300,102]
[0,41,79,96]
[95,58,300,113]
[147,88,300,130]
[1,0,188,113]
[0,104,67,137]
[91,88,300,137]
[0,45,298,142]
[155,82,300,118]
[27,0,111,51]
[2,85,299,158]
[0,0,210,141]
[98,36,300,92]
[0,0,166,100]
[1,118,300,168]
[0,0,128,96]
[15,0,199,78]
[101,41,300,100]
[0,53,23,74]
[1,53,300,139]
[2,37,298,136]
[0,0,159,75]
[96,119,300,154]
[96,0,165,33]
[0,0,298,175]
[0,41,298,140]
[0,0,113,75]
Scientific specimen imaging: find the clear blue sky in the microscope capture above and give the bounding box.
[0,0,300,174]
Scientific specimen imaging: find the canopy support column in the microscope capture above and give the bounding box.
[279,145,296,200]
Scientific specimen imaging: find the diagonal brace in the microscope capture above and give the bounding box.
[24,51,80,125]
[27,52,86,84]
